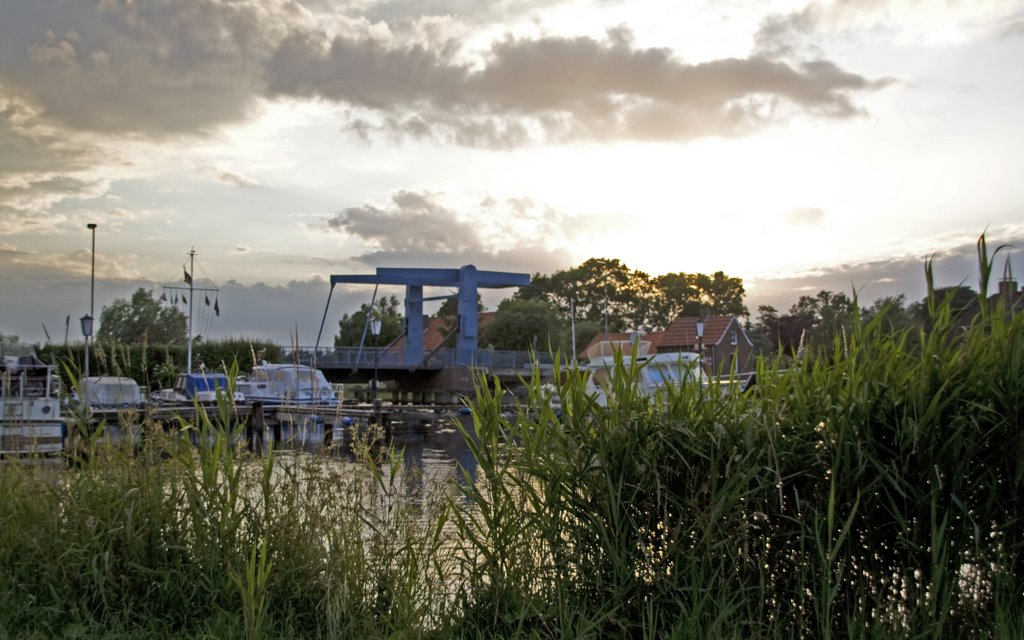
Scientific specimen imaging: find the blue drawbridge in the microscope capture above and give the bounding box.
[316,264,530,369]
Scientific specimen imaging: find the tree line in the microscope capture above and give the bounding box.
[11,287,282,389]
[333,258,990,360]
[332,258,748,355]
[10,267,990,373]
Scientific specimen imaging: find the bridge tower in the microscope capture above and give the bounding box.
[323,265,530,367]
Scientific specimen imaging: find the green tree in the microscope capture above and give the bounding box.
[516,258,749,332]
[692,271,748,316]
[863,294,916,334]
[783,290,856,354]
[479,298,568,352]
[750,303,815,357]
[334,295,404,347]
[516,258,645,333]
[915,285,977,329]
[652,271,747,326]
[97,288,187,345]
[651,273,700,327]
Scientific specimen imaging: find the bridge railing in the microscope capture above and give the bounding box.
[281,347,556,371]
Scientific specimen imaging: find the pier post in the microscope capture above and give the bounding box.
[249,401,264,452]
[323,413,334,447]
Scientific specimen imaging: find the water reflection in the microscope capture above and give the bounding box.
[270,412,479,489]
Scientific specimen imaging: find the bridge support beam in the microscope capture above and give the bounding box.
[405,285,424,364]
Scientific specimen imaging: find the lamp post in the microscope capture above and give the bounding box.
[370,316,381,405]
[82,222,97,402]
[695,317,705,377]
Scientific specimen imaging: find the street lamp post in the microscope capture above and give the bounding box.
[370,316,382,405]
[82,223,97,403]
[695,317,705,378]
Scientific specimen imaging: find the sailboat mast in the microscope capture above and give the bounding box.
[187,248,195,373]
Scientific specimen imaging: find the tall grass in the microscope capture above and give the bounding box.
[0,396,457,638]
[2,242,1022,638]
[444,243,1024,638]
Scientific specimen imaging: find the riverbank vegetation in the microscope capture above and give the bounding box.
[36,338,283,393]
[2,254,1023,638]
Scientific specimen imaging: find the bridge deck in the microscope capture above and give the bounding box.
[285,346,554,372]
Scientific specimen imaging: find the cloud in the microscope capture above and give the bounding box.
[0,1,299,136]
[325,190,486,253]
[296,0,560,29]
[755,0,1024,56]
[999,17,1024,38]
[234,245,253,254]
[107,208,137,220]
[0,91,130,224]
[747,228,1024,312]
[785,207,825,226]
[268,27,888,146]
[753,5,824,61]
[213,169,260,188]
[0,242,137,283]
[321,189,576,274]
[2,2,886,149]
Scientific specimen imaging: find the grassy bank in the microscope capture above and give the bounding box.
[2,286,1023,637]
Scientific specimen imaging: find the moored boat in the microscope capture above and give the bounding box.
[235,363,338,407]
[152,372,245,405]
[582,338,705,407]
[1,348,65,456]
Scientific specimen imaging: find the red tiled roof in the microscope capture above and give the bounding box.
[659,315,748,351]
[645,330,665,350]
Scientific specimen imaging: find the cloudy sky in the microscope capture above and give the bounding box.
[2,0,1023,345]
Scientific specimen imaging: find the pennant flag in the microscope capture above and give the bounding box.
[159,291,167,302]
[181,294,188,305]
[173,293,178,305]
[214,296,220,317]
[184,268,192,285]
[205,294,210,306]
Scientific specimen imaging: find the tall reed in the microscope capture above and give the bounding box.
[0,380,457,638]
[3,237,1021,638]
[447,252,1024,637]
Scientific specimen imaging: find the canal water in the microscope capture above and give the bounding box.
[250,410,480,489]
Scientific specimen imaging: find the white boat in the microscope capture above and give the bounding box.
[152,372,245,405]
[1,349,65,456]
[79,376,144,409]
[582,338,705,407]
[235,363,338,407]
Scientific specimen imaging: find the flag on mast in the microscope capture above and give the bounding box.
[184,267,192,285]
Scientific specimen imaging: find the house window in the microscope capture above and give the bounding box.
[730,331,738,346]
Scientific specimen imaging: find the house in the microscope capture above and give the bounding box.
[657,315,754,374]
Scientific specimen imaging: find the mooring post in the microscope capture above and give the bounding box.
[250,401,264,452]
[323,413,334,447]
